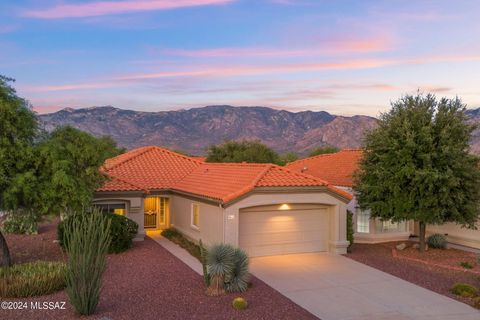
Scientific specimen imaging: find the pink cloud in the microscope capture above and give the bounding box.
[22,53,480,93]
[22,0,233,19]
[158,37,393,58]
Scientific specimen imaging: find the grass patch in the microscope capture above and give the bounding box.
[450,283,477,298]
[0,261,66,298]
[161,228,201,261]
[459,261,474,269]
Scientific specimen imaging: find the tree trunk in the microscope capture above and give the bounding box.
[419,221,426,253]
[0,230,11,267]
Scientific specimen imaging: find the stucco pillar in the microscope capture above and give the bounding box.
[328,203,349,254]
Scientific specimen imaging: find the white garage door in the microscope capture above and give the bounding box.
[239,204,330,257]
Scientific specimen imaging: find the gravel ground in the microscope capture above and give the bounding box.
[346,242,480,306]
[4,217,65,264]
[2,220,317,320]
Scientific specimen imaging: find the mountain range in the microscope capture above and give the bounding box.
[38,105,480,156]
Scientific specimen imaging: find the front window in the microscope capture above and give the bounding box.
[94,203,126,216]
[356,210,370,233]
[191,203,200,229]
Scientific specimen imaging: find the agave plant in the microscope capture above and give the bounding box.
[224,248,249,293]
[206,243,235,296]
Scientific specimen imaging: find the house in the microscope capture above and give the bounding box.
[93,146,352,256]
[287,149,480,250]
[286,150,411,244]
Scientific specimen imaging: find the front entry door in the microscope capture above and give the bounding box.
[144,197,169,229]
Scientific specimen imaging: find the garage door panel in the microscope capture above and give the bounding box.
[239,207,329,257]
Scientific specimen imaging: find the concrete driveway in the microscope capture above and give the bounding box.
[250,253,479,320]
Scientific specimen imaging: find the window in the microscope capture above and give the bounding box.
[356,210,370,233]
[94,203,126,216]
[191,203,200,229]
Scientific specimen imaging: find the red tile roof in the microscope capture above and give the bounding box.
[286,149,363,187]
[98,146,352,202]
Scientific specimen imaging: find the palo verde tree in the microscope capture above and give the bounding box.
[0,76,38,266]
[354,93,480,252]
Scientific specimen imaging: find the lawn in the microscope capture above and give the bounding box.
[347,241,480,307]
[2,219,317,320]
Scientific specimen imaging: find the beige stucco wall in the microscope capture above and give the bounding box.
[427,222,480,249]
[169,194,224,246]
[224,191,349,254]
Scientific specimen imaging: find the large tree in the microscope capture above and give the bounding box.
[0,76,38,266]
[206,140,282,164]
[355,93,480,252]
[35,126,122,216]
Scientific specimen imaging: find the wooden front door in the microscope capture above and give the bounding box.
[144,197,169,229]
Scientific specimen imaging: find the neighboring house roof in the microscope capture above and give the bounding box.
[98,146,352,203]
[286,149,363,187]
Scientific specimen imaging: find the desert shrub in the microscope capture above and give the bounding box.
[459,261,474,269]
[427,233,447,249]
[0,261,66,298]
[161,227,180,239]
[58,211,137,253]
[232,297,248,310]
[65,210,111,315]
[207,244,235,296]
[472,296,480,309]
[225,248,249,293]
[450,283,477,298]
[161,228,202,260]
[1,209,40,235]
[346,210,354,252]
[205,243,250,295]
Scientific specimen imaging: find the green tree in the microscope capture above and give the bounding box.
[279,152,299,165]
[354,93,480,252]
[0,76,38,266]
[206,140,281,164]
[35,126,122,216]
[308,145,339,157]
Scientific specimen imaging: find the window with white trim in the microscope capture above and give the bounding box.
[94,203,126,216]
[191,203,200,229]
[356,210,370,233]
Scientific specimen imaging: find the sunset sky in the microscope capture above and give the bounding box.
[1,0,479,116]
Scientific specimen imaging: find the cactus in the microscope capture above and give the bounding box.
[64,209,111,315]
[232,297,248,310]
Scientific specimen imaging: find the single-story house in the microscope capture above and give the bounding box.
[94,146,352,256]
[286,150,411,244]
[287,149,480,249]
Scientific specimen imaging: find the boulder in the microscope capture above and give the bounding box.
[396,243,407,250]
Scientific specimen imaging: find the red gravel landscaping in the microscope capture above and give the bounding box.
[346,241,480,307]
[2,220,317,320]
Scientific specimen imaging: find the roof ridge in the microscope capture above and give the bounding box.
[270,164,329,186]
[103,172,150,193]
[202,162,272,167]
[104,146,155,172]
[222,164,273,202]
[104,145,203,172]
[286,149,363,166]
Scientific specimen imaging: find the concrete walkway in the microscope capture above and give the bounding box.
[148,232,203,275]
[250,253,480,320]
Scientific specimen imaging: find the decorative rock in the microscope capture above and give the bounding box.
[396,243,407,250]
[52,239,60,243]
[413,243,420,249]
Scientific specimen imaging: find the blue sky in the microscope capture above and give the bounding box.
[1,0,479,116]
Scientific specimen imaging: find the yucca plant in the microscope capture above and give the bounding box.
[225,248,249,293]
[206,244,235,296]
[64,209,111,315]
